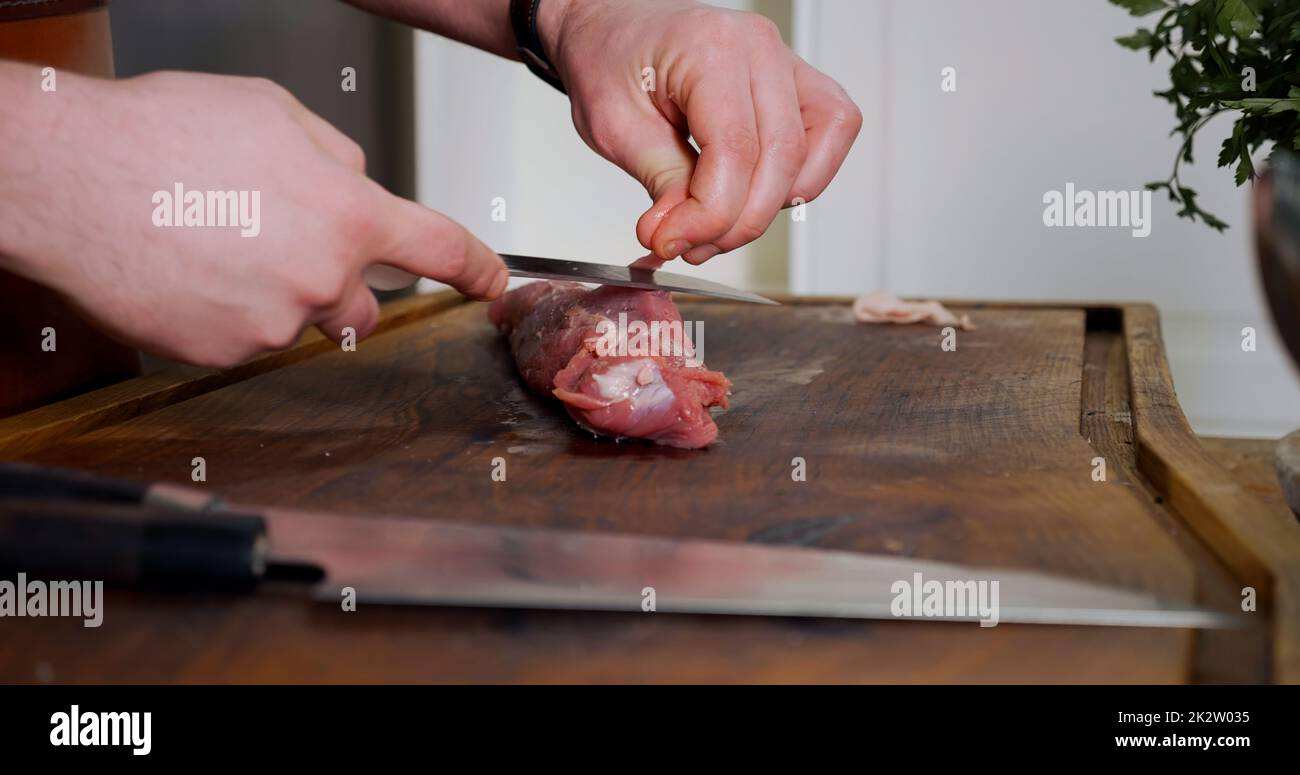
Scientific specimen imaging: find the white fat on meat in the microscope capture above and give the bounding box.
[591,359,676,413]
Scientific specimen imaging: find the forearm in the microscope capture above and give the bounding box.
[0,61,71,286]
[344,0,572,62]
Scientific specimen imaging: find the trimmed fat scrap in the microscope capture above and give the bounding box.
[489,281,731,449]
[852,291,975,331]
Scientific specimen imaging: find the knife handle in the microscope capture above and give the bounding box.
[364,263,419,291]
[0,461,151,504]
[0,500,267,593]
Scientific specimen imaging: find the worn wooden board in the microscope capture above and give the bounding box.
[1123,306,1300,683]
[0,294,1287,683]
[1200,437,1295,518]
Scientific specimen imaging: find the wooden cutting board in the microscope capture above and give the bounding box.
[1,292,1297,683]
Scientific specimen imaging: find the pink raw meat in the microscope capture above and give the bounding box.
[489,281,731,449]
[852,291,975,331]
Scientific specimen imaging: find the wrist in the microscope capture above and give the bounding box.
[533,0,581,84]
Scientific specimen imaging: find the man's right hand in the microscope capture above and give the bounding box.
[0,66,506,367]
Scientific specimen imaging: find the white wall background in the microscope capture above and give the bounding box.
[415,0,1300,438]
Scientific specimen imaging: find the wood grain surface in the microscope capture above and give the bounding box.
[0,295,1282,683]
[1124,306,1300,683]
[0,293,460,459]
[1200,436,1297,519]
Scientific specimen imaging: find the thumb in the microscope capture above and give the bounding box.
[632,131,696,252]
[583,111,698,251]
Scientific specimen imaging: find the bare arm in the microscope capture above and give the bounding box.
[343,0,547,60]
[0,61,505,366]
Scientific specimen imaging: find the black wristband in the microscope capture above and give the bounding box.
[510,0,567,94]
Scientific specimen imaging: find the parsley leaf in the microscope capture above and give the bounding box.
[1111,0,1300,230]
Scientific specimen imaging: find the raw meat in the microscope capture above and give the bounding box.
[489,281,731,449]
[852,291,975,331]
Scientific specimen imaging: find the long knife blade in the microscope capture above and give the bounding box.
[499,253,779,305]
[263,507,1231,629]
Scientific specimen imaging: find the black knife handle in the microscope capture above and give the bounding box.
[0,462,151,504]
[0,500,266,593]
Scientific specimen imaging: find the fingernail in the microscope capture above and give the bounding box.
[683,244,721,264]
[661,240,688,258]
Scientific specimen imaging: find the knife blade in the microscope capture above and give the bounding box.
[0,463,1231,629]
[363,254,778,305]
[499,254,779,305]
[262,507,1228,628]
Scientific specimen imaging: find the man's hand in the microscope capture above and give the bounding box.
[0,66,506,367]
[343,0,860,265]
[544,0,863,264]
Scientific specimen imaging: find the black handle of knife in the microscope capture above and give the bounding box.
[0,499,267,593]
[0,461,151,504]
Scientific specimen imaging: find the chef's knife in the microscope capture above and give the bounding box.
[0,464,1230,628]
[363,254,779,305]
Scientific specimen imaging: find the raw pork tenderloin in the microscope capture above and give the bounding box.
[489,282,730,449]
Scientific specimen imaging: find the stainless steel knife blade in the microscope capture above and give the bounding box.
[261,506,1231,629]
[499,254,779,305]
[364,254,779,304]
